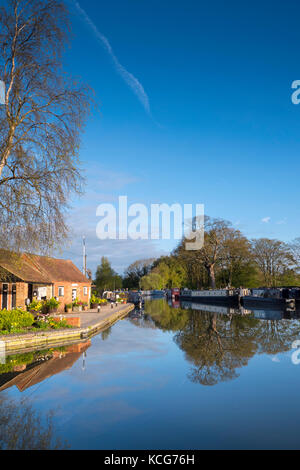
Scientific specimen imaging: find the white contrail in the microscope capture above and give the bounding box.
[72,1,151,115]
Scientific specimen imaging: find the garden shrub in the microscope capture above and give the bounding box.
[0,309,34,332]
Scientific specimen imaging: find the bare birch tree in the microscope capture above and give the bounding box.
[0,0,92,252]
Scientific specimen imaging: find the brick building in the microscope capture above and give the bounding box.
[0,250,91,312]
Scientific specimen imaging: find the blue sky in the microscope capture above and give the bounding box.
[57,0,300,275]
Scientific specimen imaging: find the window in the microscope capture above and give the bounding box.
[58,286,64,297]
[11,284,16,309]
[83,287,88,296]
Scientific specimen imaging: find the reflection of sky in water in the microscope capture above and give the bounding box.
[2,303,300,449]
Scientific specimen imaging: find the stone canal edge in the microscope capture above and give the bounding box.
[0,303,135,354]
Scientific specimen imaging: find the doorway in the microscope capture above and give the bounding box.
[28,284,33,303]
[1,284,8,309]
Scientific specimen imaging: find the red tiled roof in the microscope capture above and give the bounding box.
[0,250,90,284]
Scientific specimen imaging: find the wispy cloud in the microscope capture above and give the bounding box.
[261,217,271,223]
[271,356,280,363]
[276,218,287,225]
[72,1,151,115]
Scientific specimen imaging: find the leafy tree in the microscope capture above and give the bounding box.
[0,0,92,252]
[251,238,295,286]
[123,258,155,289]
[289,238,300,273]
[175,216,251,288]
[151,256,187,288]
[276,268,300,286]
[125,219,300,290]
[95,257,122,292]
[140,272,164,290]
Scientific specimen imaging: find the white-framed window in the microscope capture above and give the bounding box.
[58,286,64,297]
[83,286,88,296]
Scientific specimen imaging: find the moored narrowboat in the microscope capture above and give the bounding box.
[241,287,299,310]
[180,288,241,306]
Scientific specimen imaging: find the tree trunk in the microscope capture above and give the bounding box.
[206,264,216,289]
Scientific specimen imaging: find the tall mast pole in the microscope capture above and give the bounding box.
[83,236,86,277]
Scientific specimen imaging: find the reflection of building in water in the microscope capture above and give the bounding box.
[0,341,91,392]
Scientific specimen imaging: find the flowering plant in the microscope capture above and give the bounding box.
[72,298,84,307]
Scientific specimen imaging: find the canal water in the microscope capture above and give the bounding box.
[1,298,300,449]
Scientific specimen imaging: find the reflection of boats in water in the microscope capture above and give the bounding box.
[180,300,250,316]
[180,300,300,320]
[129,307,144,318]
[141,290,165,298]
[167,299,180,309]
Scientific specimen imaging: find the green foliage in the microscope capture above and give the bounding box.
[0,351,35,373]
[90,294,108,305]
[90,294,100,304]
[33,317,72,330]
[72,297,81,307]
[0,309,34,333]
[95,256,122,292]
[29,298,59,313]
[29,300,44,312]
[140,216,300,290]
[277,268,300,286]
[72,298,88,307]
[251,238,296,287]
[123,258,155,289]
[0,348,66,374]
[47,298,60,310]
[48,318,71,329]
[141,272,164,290]
[144,299,189,332]
[140,255,188,290]
[0,309,72,335]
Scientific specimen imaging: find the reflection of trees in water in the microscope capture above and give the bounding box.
[144,299,189,332]
[151,305,300,386]
[0,394,69,449]
[101,326,112,341]
[174,312,257,386]
[253,319,300,355]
